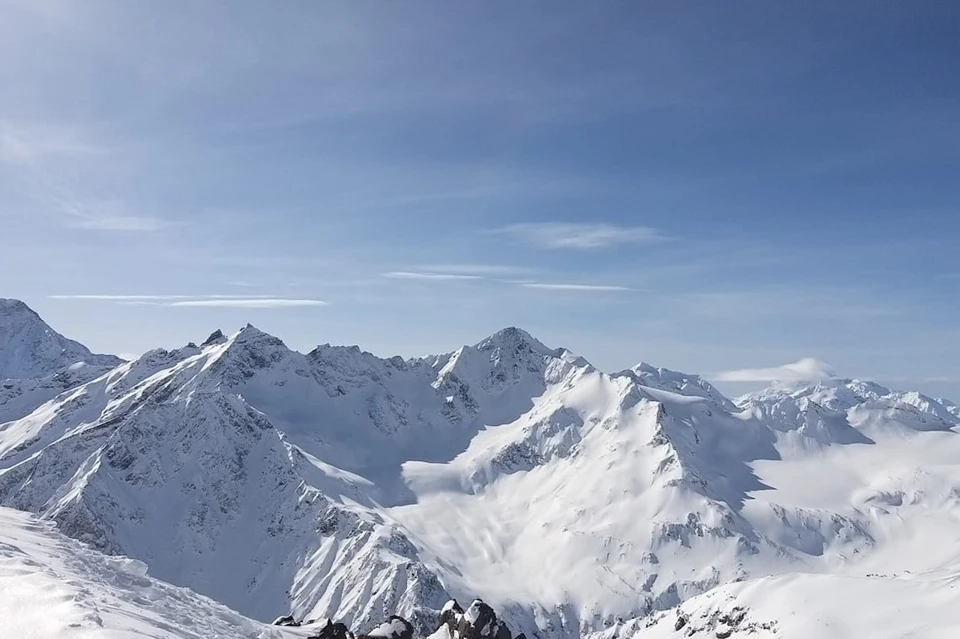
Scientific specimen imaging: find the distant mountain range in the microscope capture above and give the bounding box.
[2,298,959,638]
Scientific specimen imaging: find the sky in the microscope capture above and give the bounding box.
[1,1,959,399]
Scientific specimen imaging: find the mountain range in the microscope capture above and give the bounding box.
[1,298,959,638]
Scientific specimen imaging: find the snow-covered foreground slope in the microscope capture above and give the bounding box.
[0,506,315,638]
[593,568,960,638]
[1,299,960,638]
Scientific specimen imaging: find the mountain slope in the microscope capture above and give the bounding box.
[0,326,451,631]
[0,505,314,639]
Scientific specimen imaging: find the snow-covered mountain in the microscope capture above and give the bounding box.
[0,298,121,380]
[0,298,123,425]
[1,299,959,638]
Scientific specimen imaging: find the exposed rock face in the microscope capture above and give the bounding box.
[299,599,518,639]
[310,619,355,639]
[437,599,465,632]
[202,329,227,346]
[435,599,514,639]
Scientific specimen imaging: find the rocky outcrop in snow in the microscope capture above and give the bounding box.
[432,599,514,639]
[280,598,519,639]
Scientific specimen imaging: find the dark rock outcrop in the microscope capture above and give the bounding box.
[310,619,355,639]
[289,597,515,639]
[437,598,513,639]
[438,599,464,631]
[272,614,300,627]
[202,329,226,346]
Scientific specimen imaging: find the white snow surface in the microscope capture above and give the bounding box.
[366,617,412,638]
[591,569,960,638]
[0,505,318,638]
[2,300,960,637]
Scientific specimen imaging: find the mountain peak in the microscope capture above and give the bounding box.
[234,323,279,342]
[631,361,659,375]
[475,326,557,357]
[0,298,121,380]
[623,361,738,410]
[0,298,33,314]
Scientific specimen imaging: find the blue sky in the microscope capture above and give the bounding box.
[2,1,958,398]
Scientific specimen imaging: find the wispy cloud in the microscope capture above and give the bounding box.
[495,222,664,250]
[169,299,327,308]
[382,272,635,292]
[55,197,169,232]
[713,357,835,383]
[49,294,281,300]
[49,294,326,308]
[383,271,636,293]
[0,121,108,165]
[414,264,533,277]
[521,283,633,292]
[383,271,485,281]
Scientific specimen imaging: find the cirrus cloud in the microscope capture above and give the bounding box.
[49,294,327,309]
[169,299,327,308]
[495,222,664,250]
[383,271,485,281]
[520,283,633,292]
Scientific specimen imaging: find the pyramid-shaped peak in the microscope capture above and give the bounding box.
[236,323,272,338]
[0,298,30,311]
[0,298,40,320]
[225,324,288,351]
[475,326,557,357]
[0,298,121,379]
